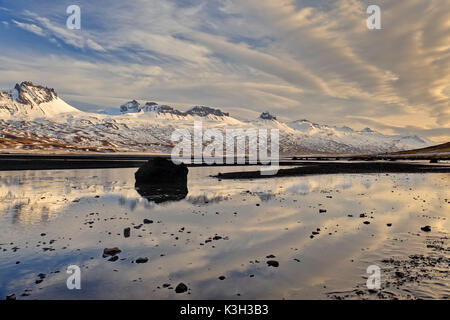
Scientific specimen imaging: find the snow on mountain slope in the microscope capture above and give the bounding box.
[0,82,433,154]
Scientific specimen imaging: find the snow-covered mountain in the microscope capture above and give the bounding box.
[0,82,432,154]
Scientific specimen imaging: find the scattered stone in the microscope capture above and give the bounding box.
[266,254,276,258]
[108,256,119,262]
[136,257,149,264]
[387,223,392,227]
[103,247,122,257]
[421,226,431,232]
[267,260,279,267]
[6,293,16,300]
[143,219,153,224]
[175,282,188,293]
[319,209,327,213]
[124,227,131,238]
[363,221,370,225]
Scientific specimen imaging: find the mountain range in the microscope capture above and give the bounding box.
[0,81,431,154]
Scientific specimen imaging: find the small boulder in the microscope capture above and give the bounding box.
[103,247,121,257]
[421,226,431,232]
[175,282,188,293]
[6,293,16,300]
[135,257,149,264]
[124,227,131,238]
[267,260,279,267]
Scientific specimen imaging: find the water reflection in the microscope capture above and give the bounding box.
[135,183,188,204]
[0,167,448,299]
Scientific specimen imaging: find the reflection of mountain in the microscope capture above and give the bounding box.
[186,194,228,205]
[0,81,432,154]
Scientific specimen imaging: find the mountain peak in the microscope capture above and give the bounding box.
[13,81,57,105]
[120,100,140,113]
[186,106,229,117]
[259,112,277,120]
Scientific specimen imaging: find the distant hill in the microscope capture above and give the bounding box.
[392,142,450,154]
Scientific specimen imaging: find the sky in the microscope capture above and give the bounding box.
[0,0,448,143]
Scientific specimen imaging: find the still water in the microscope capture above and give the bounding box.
[0,166,448,299]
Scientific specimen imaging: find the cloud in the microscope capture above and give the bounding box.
[12,19,45,36]
[0,0,448,142]
[11,11,106,52]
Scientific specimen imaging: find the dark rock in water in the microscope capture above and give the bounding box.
[135,158,188,185]
[421,225,431,232]
[143,219,153,224]
[103,247,122,257]
[267,260,279,267]
[218,276,226,280]
[108,256,119,262]
[124,227,131,238]
[175,282,188,293]
[6,293,16,300]
[135,159,188,204]
[136,257,149,264]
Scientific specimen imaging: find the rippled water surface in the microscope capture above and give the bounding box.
[0,166,449,299]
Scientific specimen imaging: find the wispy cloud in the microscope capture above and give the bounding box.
[12,19,45,36]
[0,0,448,142]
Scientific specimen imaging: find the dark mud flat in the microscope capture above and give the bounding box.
[0,154,167,171]
[215,162,450,179]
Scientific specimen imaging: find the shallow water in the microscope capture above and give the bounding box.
[0,166,448,299]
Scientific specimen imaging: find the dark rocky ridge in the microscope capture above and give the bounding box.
[259,112,277,120]
[13,81,57,105]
